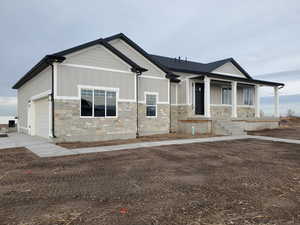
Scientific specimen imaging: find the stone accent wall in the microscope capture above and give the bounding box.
[177,105,194,119]
[138,103,170,136]
[54,100,137,142]
[170,105,178,132]
[237,107,255,118]
[211,106,232,118]
[54,100,170,142]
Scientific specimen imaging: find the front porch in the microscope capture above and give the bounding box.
[171,74,283,135]
[189,76,281,119]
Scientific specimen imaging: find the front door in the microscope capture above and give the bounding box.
[195,83,204,115]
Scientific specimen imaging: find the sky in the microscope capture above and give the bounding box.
[0,0,300,116]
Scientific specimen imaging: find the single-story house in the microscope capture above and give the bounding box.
[13,33,284,141]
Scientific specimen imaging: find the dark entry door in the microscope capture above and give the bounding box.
[195,83,204,115]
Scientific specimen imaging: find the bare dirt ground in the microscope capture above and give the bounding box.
[57,133,218,149]
[1,140,300,225]
[248,117,300,140]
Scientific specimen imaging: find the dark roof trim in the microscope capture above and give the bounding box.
[12,55,66,89]
[13,38,148,89]
[225,58,252,79]
[194,72,284,87]
[104,33,170,75]
[54,38,147,72]
[100,40,147,73]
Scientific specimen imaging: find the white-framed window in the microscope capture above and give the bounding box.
[243,87,254,105]
[145,93,157,117]
[80,87,117,118]
[221,87,232,105]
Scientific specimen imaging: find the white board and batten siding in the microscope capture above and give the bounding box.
[17,67,52,132]
[109,39,166,79]
[34,97,49,138]
[212,62,246,78]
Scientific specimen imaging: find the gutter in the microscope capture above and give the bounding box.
[169,80,172,133]
[45,55,65,138]
[132,68,145,138]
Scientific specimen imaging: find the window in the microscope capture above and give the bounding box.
[81,89,93,116]
[106,91,116,117]
[243,87,254,105]
[80,88,117,117]
[222,87,232,105]
[94,90,105,117]
[146,94,157,117]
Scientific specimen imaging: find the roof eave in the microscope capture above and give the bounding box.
[104,33,170,75]
[202,72,284,87]
[12,55,66,89]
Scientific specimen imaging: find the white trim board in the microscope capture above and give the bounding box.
[61,63,132,74]
[30,90,51,101]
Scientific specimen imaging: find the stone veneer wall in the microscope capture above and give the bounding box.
[211,106,255,119]
[170,105,178,132]
[54,100,170,142]
[211,106,232,118]
[177,105,194,119]
[237,107,255,118]
[138,103,170,136]
[55,100,137,142]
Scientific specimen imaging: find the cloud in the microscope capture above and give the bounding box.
[0,96,17,116]
[0,96,17,106]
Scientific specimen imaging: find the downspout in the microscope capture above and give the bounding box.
[50,63,56,138]
[135,71,142,138]
[169,79,172,133]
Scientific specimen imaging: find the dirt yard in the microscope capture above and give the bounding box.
[1,140,300,225]
[57,133,218,149]
[248,117,300,140]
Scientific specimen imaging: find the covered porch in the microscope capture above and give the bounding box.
[189,74,284,119]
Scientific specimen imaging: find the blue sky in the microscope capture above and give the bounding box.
[0,0,300,116]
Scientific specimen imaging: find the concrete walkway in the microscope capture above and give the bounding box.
[0,133,77,157]
[1,133,300,158]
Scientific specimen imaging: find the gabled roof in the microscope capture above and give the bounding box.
[13,33,283,89]
[104,33,171,75]
[150,55,252,79]
[13,38,147,89]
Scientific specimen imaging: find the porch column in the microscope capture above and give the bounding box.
[231,81,237,118]
[274,86,280,117]
[255,85,261,118]
[204,76,211,117]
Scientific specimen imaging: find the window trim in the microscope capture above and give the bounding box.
[221,87,232,105]
[79,85,119,118]
[243,87,254,106]
[145,92,158,118]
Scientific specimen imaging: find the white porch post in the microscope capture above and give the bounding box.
[204,76,211,117]
[274,86,280,117]
[255,85,261,118]
[231,81,237,118]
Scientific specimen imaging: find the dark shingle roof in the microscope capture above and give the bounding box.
[150,55,252,79]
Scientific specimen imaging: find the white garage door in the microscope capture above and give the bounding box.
[34,97,49,138]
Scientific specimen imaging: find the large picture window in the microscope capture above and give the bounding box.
[146,94,157,117]
[243,87,254,105]
[81,88,117,117]
[222,87,232,105]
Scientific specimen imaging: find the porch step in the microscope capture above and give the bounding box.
[213,120,246,136]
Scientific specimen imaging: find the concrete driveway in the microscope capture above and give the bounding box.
[0,133,77,157]
[0,132,50,149]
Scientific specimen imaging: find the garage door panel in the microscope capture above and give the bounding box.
[34,97,49,138]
